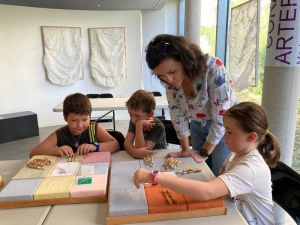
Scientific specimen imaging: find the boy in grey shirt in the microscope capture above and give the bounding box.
[124,90,167,158]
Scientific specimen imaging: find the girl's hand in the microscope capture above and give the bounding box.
[57,146,73,157]
[133,168,152,188]
[76,144,95,155]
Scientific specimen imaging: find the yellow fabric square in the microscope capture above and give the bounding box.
[34,176,75,199]
[12,155,57,180]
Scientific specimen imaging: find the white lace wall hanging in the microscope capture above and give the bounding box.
[228,0,258,92]
[88,27,127,88]
[41,26,83,86]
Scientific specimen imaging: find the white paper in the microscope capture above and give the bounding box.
[51,162,79,176]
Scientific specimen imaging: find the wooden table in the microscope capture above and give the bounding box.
[0,150,248,225]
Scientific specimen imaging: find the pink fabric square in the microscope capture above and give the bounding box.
[82,152,110,163]
[70,174,107,198]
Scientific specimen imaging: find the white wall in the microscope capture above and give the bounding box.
[0,1,179,127]
[142,0,179,95]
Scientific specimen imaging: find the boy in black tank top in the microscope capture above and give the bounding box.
[30,93,120,158]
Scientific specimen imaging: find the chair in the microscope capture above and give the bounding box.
[86,93,115,131]
[86,94,100,98]
[160,119,192,146]
[151,91,165,120]
[107,130,125,150]
[270,161,300,224]
[160,119,180,145]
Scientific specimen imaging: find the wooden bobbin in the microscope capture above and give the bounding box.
[0,175,4,188]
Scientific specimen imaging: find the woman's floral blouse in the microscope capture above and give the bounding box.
[165,55,236,145]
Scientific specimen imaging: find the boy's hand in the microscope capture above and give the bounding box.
[133,168,152,188]
[136,118,156,131]
[56,146,74,157]
[76,144,95,155]
[135,146,156,158]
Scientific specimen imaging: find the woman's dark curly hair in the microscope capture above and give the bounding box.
[145,34,207,82]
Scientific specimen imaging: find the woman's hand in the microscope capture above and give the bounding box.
[189,151,207,163]
[165,151,207,163]
[133,168,152,188]
[165,151,191,158]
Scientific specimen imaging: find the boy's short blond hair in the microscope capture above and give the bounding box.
[126,90,156,113]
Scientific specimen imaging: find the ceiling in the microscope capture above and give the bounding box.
[0,0,168,10]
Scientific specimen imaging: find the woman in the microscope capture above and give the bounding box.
[145,34,236,175]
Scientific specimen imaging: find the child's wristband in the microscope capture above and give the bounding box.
[151,170,160,187]
[93,142,100,152]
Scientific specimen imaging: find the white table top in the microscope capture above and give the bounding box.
[0,150,247,225]
[53,96,168,112]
